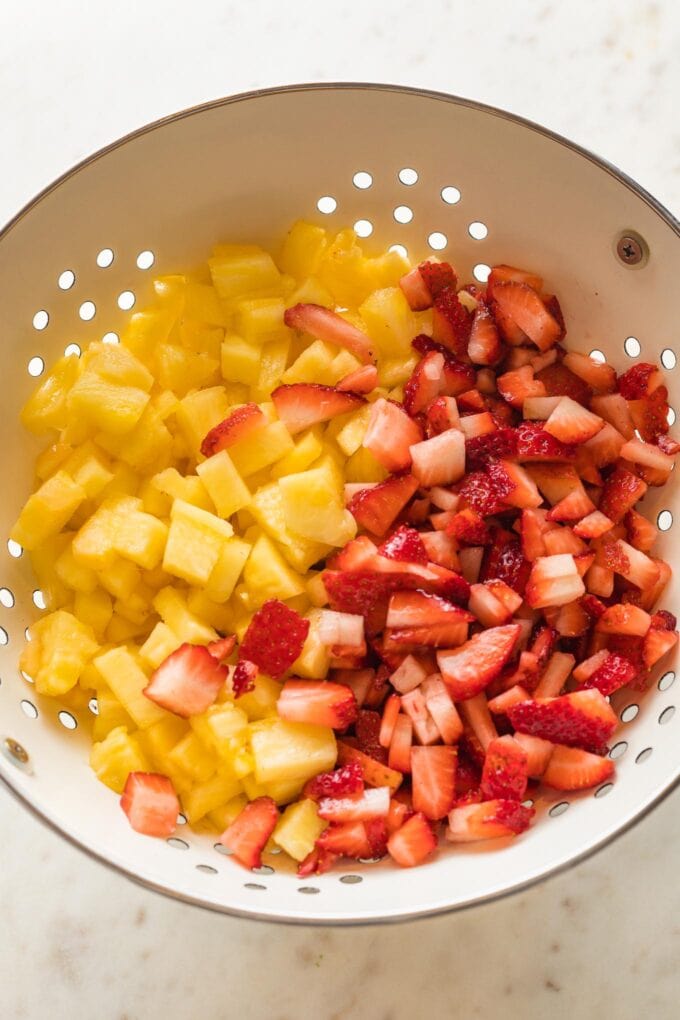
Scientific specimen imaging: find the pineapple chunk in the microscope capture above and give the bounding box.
[208,795,247,832]
[182,770,243,825]
[273,799,327,861]
[93,647,166,729]
[62,442,114,498]
[122,308,176,363]
[249,718,336,786]
[209,248,281,301]
[175,386,230,458]
[95,404,173,474]
[221,334,262,386]
[228,420,295,477]
[55,540,98,593]
[243,533,305,604]
[282,339,336,386]
[345,446,388,483]
[24,609,99,696]
[28,534,71,609]
[306,571,330,607]
[155,344,219,396]
[359,286,419,360]
[139,622,183,669]
[270,428,324,480]
[204,537,252,602]
[67,373,150,436]
[137,715,189,766]
[278,459,356,546]
[279,221,328,280]
[180,321,223,360]
[379,356,418,388]
[21,355,80,434]
[291,610,331,678]
[90,726,150,793]
[92,688,135,742]
[98,557,142,601]
[251,337,292,401]
[83,341,154,390]
[163,499,233,586]
[236,674,283,721]
[114,584,154,625]
[73,588,113,639]
[250,482,330,573]
[288,276,334,307]
[234,297,290,344]
[153,587,218,644]
[167,732,217,784]
[186,590,234,632]
[184,281,228,326]
[151,468,214,512]
[35,441,72,480]
[139,478,171,518]
[190,702,249,757]
[329,349,363,383]
[11,471,85,550]
[335,403,372,457]
[318,229,373,306]
[196,451,251,519]
[105,613,151,644]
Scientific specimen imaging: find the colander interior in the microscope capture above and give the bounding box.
[0,84,678,923]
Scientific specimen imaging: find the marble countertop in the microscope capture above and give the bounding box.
[2,2,679,1017]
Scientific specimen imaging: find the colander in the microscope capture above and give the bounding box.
[1,83,678,925]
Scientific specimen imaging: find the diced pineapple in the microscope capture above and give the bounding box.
[151,468,214,512]
[291,610,330,678]
[243,533,306,604]
[250,483,330,573]
[92,687,135,742]
[288,276,334,307]
[153,274,186,317]
[105,613,151,644]
[73,588,113,639]
[153,587,218,644]
[204,537,252,602]
[110,507,168,571]
[175,386,230,458]
[208,794,247,832]
[318,229,374,306]
[273,798,327,860]
[28,535,71,609]
[329,349,363,382]
[278,458,356,546]
[62,442,114,498]
[24,609,99,695]
[71,503,119,570]
[270,428,324,480]
[96,404,173,474]
[137,715,189,766]
[185,590,234,632]
[21,355,80,434]
[90,726,150,793]
[114,584,154,625]
[279,221,328,280]
[139,478,171,518]
[96,464,140,504]
[251,337,292,401]
[196,451,251,519]
[55,540,98,593]
[163,499,233,586]
[221,334,262,386]
[335,403,372,456]
[306,571,330,607]
[35,441,73,481]
[93,646,166,729]
[98,557,142,601]
[241,774,269,800]
[282,339,336,385]
[345,446,389,483]
[83,342,154,391]
[155,343,220,396]
[121,309,177,363]
[152,389,180,421]
[359,286,419,360]
[234,297,290,345]
[228,420,295,477]
[190,702,249,756]
[184,281,228,326]
[379,356,418,388]
[232,674,282,721]
[166,732,217,784]
[249,718,337,786]
[139,621,183,669]
[11,471,85,550]
[182,770,243,825]
[209,248,281,301]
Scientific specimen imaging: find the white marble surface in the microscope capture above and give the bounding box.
[1,1,680,1017]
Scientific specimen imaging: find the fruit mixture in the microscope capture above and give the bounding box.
[13,221,678,875]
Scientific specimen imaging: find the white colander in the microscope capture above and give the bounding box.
[1,83,678,925]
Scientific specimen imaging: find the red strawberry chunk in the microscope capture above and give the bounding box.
[303,761,364,800]
[336,741,404,792]
[144,644,228,718]
[399,265,433,310]
[218,797,279,869]
[284,303,376,364]
[492,282,562,351]
[426,395,460,435]
[410,745,457,821]
[271,382,365,435]
[432,289,473,359]
[465,428,518,471]
[120,772,179,838]
[387,811,437,866]
[508,689,617,753]
[410,430,466,488]
[657,434,680,456]
[582,652,636,696]
[468,304,503,365]
[388,714,413,773]
[544,396,604,445]
[278,680,358,729]
[386,589,474,629]
[200,403,266,457]
[643,627,678,669]
[207,635,237,661]
[651,609,677,631]
[480,529,530,595]
[363,397,423,471]
[542,745,614,791]
[617,363,663,400]
[535,361,592,406]
[318,786,390,823]
[378,525,428,565]
[629,386,670,443]
[348,472,419,536]
[487,264,544,298]
[355,708,388,762]
[232,659,258,697]
[323,570,400,634]
[404,352,446,415]
[437,624,521,700]
[297,847,338,877]
[480,735,529,801]
[459,470,508,516]
[316,820,373,859]
[447,799,534,841]
[447,508,491,545]
[419,259,458,299]
[239,600,310,679]
[514,420,576,461]
[598,467,648,523]
[337,364,378,394]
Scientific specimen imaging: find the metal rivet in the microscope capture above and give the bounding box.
[616,233,646,267]
[4,737,29,764]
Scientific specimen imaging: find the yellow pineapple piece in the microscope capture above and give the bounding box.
[93,646,166,729]
[317,228,373,306]
[190,702,249,757]
[71,502,119,570]
[279,220,328,279]
[121,308,176,363]
[278,458,356,546]
[282,339,336,385]
[241,774,269,800]
[270,428,324,480]
[250,337,291,401]
[139,478,171,518]
[35,441,73,481]
[184,281,228,326]
[291,611,330,679]
[73,588,113,639]
[329,349,363,382]
[221,334,262,386]
[29,533,71,609]
[288,275,334,308]
[180,320,224,360]
[208,794,247,832]
[105,613,152,644]
[167,731,217,784]
[345,446,388,483]
[204,537,252,602]
[139,622,183,669]
[249,718,336,786]
[21,355,81,435]
[96,403,173,474]
[152,388,180,420]
[137,715,189,766]
[234,297,289,345]
[151,468,214,512]
[92,687,135,742]
[90,726,150,793]
[359,287,418,360]
[273,799,327,861]
[96,463,140,504]
[196,450,251,519]
[250,483,330,573]
[335,403,372,456]
[379,355,418,388]
[98,557,142,601]
[155,343,220,396]
[67,372,150,436]
[163,499,233,586]
[306,571,329,607]
[153,586,218,644]
[11,471,85,550]
[62,442,114,498]
[25,609,99,696]
[209,247,281,301]
[110,507,168,571]
[182,770,243,825]
[83,341,154,391]
[186,589,233,632]
[242,533,305,604]
[55,539,99,593]
[153,274,187,317]
[228,419,295,477]
[114,583,154,625]
[175,386,230,458]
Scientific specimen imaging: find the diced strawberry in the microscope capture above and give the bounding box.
[419,675,463,743]
[315,820,372,859]
[651,609,677,631]
[363,397,423,472]
[387,811,437,866]
[520,509,548,561]
[491,460,542,509]
[468,583,512,627]
[458,411,497,440]
[426,395,460,434]
[218,797,279,869]
[323,571,399,634]
[580,652,637,696]
[636,558,672,612]
[410,430,466,488]
[508,688,617,753]
[303,761,364,800]
[497,366,546,408]
[419,259,458,299]
[458,389,487,413]
[480,735,529,801]
[411,745,458,820]
[657,434,680,456]
[590,392,635,438]
[277,680,358,729]
[232,659,258,697]
[144,644,228,718]
[487,684,532,714]
[447,799,534,841]
[386,797,414,835]
[542,745,614,791]
[420,530,460,570]
[546,487,596,523]
[336,741,403,792]
[447,508,491,545]
[642,627,678,669]
[458,546,485,584]
[514,420,576,462]
[432,289,473,359]
[337,364,378,394]
[468,304,503,365]
[386,589,474,630]
[573,510,614,540]
[378,525,428,565]
[604,540,660,590]
[465,428,517,471]
[399,266,433,310]
[318,785,390,823]
[297,846,339,876]
[378,693,402,748]
[120,772,179,838]
[355,708,388,762]
[348,472,419,536]
[430,510,457,532]
[437,624,521,700]
[629,386,670,443]
[524,554,585,609]
[533,651,575,698]
[561,350,616,392]
[284,303,376,364]
[317,610,365,650]
[388,714,413,772]
[403,352,446,415]
[512,732,554,777]
[624,509,658,552]
[200,403,266,457]
[617,363,664,400]
[271,382,365,436]
[400,688,440,744]
[522,394,562,418]
[459,470,508,516]
[491,282,562,351]
[332,668,376,708]
[239,600,310,679]
[388,653,429,694]
[206,634,237,661]
[535,361,592,406]
[384,621,470,651]
[480,528,531,594]
[487,264,543,298]
[543,396,604,445]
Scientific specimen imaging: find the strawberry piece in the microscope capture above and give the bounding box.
[497,366,546,408]
[200,403,266,457]
[508,689,617,753]
[426,395,460,435]
[297,847,338,877]
[410,430,466,488]
[582,652,636,696]
[459,470,508,516]
[337,364,378,394]
[542,745,614,791]
[447,508,491,545]
[318,786,390,823]
[384,622,470,650]
[533,651,575,697]
[617,363,663,400]
[336,741,403,792]
[386,589,474,629]
[386,797,414,835]
[491,460,542,510]
[388,714,413,773]
[524,553,585,609]
[487,264,543,298]
[651,609,677,631]
[487,684,532,714]
[546,487,596,523]
[404,352,446,415]
[629,386,670,443]
[492,282,562,351]
[278,680,358,729]
[411,745,458,820]
[465,428,518,471]
[378,525,428,564]
[643,627,678,669]
[239,600,310,679]
[348,472,419,536]
[218,797,279,869]
[544,396,604,445]
[562,350,616,392]
[271,383,365,436]
[144,644,228,718]
[535,361,592,405]
[379,693,402,748]
[355,708,388,762]
[232,659,258,697]
[284,303,376,364]
[468,304,503,365]
[580,594,607,620]
[446,799,534,841]
[432,289,473,358]
[657,434,680,456]
[386,811,437,866]
[120,772,179,838]
[207,635,236,661]
[400,688,440,744]
[363,397,423,472]
[625,509,659,551]
[480,528,530,594]
[480,735,529,801]
[514,420,576,462]
[437,624,521,700]
[420,676,464,743]
[316,820,373,859]
[387,654,428,694]
[399,265,433,310]
[303,761,364,800]
[457,390,487,413]
[419,259,458,298]
[513,732,555,777]
[573,510,614,540]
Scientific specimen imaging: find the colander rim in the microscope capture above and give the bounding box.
[1,81,678,926]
